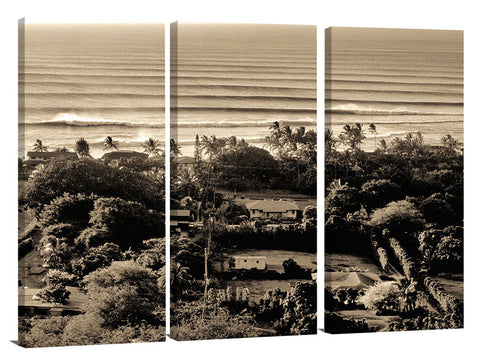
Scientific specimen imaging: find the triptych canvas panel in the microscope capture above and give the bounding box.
[325,27,463,333]
[17,22,463,347]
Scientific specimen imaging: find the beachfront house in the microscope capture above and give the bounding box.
[23,151,78,179]
[246,199,301,220]
[174,156,196,172]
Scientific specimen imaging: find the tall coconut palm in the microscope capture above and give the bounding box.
[281,124,297,151]
[193,134,202,165]
[103,136,119,152]
[441,134,461,150]
[75,138,91,158]
[32,139,48,152]
[143,137,162,157]
[265,121,282,150]
[368,123,377,149]
[170,138,182,158]
[174,168,200,198]
[378,139,389,153]
[325,128,337,158]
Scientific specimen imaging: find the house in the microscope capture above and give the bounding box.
[26,151,77,162]
[215,255,267,271]
[101,150,148,164]
[246,199,301,220]
[170,209,191,234]
[22,151,78,179]
[18,286,87,316]
[174,156,195,172]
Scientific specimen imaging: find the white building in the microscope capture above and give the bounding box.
[231,256,267,270]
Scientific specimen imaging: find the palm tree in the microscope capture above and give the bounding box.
[441,134,461,150]
[170,138,182,158]
[227,136,238,149]
[103,136,119,152]
[368,123,377,149]
[174,168,200,198]
[75,138,91,158]
[170,262,193,301]
[143,137,162,157]
[294,126,306,144]
[265,121,282,150]
[193,134,202,165]
[378,139,389,153]
[325,128,337,158]
[280,124,297,151]
[32,139,48,152]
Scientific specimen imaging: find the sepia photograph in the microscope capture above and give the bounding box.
[18,23,166,346]
[169,23,317,340]
[325,27,463,333]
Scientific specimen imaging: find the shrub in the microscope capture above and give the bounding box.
[71,242,123,278]
[419,194,455,226]
[360,179,402,210]
[38,193,96,228]
[36,269,74,304]
[358,281,402,314]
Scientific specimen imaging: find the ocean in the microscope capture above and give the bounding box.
[326,27,463,151]
[20,24,164,158]
[173,24,317,156]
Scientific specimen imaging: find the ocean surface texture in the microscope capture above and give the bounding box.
[20,24,164,158]
[326,28,463,151]
[173,24,317,155]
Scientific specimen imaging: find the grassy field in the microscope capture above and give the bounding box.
[432,273,464,302]
[325,253,383,275]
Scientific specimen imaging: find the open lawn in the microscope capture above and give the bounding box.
[432,273,464,302]
[325,253,383,275]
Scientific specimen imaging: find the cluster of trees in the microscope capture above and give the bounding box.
[171,122,316,207]
[19,153,166,346]
[30,136,164,158]
[325,123,463,331]
[325,124,463,273]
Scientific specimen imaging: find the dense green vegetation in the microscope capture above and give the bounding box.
[19,145,166,346]
[325,124,463,332]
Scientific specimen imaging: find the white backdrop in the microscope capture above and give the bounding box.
[1,1,478,359]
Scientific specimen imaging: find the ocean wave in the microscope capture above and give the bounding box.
[327,79,463,87]
[176,107,316,113]
[326,104,463,116]
[326,99,463,106]
[23,115,316,129]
